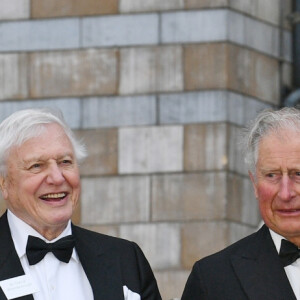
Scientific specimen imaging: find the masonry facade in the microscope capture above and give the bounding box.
[0,1,292,299]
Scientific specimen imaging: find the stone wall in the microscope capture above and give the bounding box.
[0,1,292,299]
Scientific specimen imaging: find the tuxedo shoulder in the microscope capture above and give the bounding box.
[72,224,140,252]
[194,226,266,268]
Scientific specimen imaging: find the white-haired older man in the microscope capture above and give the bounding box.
[182,107,300,300]
[0,108,161,300]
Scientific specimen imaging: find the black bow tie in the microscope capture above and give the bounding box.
[26,235,75,265]
[279,239,300,267]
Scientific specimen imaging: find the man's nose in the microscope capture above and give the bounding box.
[278,176,296,201]
[46,163,65,185]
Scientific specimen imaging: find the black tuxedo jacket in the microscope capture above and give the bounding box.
[0,212,162,300]
[182,225,296,300]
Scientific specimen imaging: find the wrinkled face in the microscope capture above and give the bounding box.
[0,123,80,239]
[250,130,300,242]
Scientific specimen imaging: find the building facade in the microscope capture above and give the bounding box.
[0,1,293,299]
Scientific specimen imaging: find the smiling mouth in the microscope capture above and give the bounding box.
[40,193,67,201]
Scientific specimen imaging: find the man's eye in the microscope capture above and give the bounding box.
[266,173,275,178]
[61,160,72,165]
[31,163,41,168]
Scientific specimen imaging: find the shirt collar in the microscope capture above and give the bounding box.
[269,228,286,254]
[7,209,79,262]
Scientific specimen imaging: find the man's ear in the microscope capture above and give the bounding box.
[249,171,258,199]
[0,176,8,200]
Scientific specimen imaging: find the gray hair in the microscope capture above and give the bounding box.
[242,107,300,174]
[0,108,87,176]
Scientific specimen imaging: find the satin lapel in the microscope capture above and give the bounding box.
[231,225,296,300]
[72,225,124,300]
[0,212,34,300]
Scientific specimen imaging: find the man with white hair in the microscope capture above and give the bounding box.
[182,107,300,300]
[0,108,161,300]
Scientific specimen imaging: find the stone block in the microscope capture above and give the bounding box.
[120,0,184,13]
[75,128,118,176]
[29,49,117,98]
[228,10,285,59]
[227,92,271,127]
[120,223,181,270]
[119,46,183,94]
[228,222,256,244]
[161,10,227,43]
[184,123,227,171]
[184,43,227,90]
[181,222,228,269]
[159,91,227,124]
[0,19,79,52]
[227,124,247,175]
[81,96,156,128]
[31,0,118,18]
[184,43,279,104]
[227,174,260,226]
[81,225,119,238]
[155,270,190,300]
[81,176,150,224]
[228,45,279,104]
[82,14,158,47]
[0,0,29,20]
[229,0,280,25]
[185,0,227,8]
[0,98,81,129]
[0,53,28,100]
[152,172,226,221]
[119,126,183,174]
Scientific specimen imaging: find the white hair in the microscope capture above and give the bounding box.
[0,108,87,176]
[242,107,300,174]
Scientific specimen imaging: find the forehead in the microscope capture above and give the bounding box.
[9,123,74,162]
[257,129,300,163]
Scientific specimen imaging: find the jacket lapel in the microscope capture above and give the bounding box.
[0,212,34,300]
[231,225,296,300]
[72,225,124,300]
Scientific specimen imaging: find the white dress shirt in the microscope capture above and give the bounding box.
[7,210,94,300]
[270,229,300,300]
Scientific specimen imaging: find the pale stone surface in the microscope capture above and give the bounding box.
[227,174,260,226]
[181,222,228,269]
[228,10,290,60]
[161,10,227,43]
[0,98,81,128]
[152,172,226,221]
[227,92,271,126]
[120,223,181,269]
[184,123,227,171]
[120,0,184,12]
[184,43,280,104]
[227,125,247,176]
[81,96,156,128]
[228,46,280,104]
[228,222,256,244]
[0,53,28,100]
[155,270,190,300]
[119,46,183,94]
[159,91,227,124]
[229,0,280,25]
[31,0,118,18]
[119,126,183,174]
[29,49,117,98]
[81,225,119,238]
[76,129,118,176]
[82,14,158,47]
[81,176,150,224]
[0,19,79,52]
[185,0,227,8]
[184,43,227,90]
[0,0,29,20]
